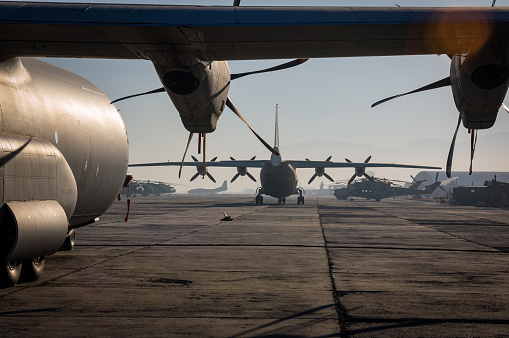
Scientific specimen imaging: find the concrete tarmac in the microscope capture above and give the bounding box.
[1,195,509,337]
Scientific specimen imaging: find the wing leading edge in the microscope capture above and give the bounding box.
[1,3,509,60]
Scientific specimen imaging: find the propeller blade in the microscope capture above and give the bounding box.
[371,77,451,108]
[233,0,240,5]
[250,156,256,160]
[347,173,357,185]
[446,114,462,178]
[246,171,257,182]
[111,87,166,104]
[345,158,352,163]
[502,103,509,113]
[435,172,439,182]
[364,156,372,163]
[306,158,310,161]
[325,156,332,162]
[231,173,240,183]
[323,172,334,182]
[190,172,200,182]
[202,132,206,178]
[439,185,446,192]
[410,175,416,182]
[226,97,279,156]
[364,173,375,181]
[206,172,216,183]
[179,132,194,178]
[308,173,318,185]
[230,156,236,161]
[230,59,309,81]
[211,157,217,162]
[191,155,199,162]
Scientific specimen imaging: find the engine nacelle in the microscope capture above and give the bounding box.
[450,53,509,129]
[0,134,77,261]
[1,200,68,261]
[153,60,231,133]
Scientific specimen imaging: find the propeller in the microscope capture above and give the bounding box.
[371,75,505,178]
[111,58,308,106]
[308,156,334,184]
[435,172,446,191]
[230,156,257,183]
[189,155,217,182]
[345,156,374,184]
[112,58,308,177]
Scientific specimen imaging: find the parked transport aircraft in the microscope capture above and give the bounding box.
[131,105,441,204]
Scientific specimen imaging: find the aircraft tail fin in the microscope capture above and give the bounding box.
[221,180,227,189]
[274,104,279,150]
[423,181,441,194]
[409,180,426,190]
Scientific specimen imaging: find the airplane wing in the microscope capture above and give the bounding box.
[129,160,267,168]
[286,160,441,170]
[1,3,509,60]
[129,159,440,170]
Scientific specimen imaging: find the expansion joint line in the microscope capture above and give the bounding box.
[316,200,349,337]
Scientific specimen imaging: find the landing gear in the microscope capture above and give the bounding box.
[0,259,22,288]
[278,198,286,204]
[21,257,45,282]
[297,189,305,204]
[60,229,76,251]
[255,188,264,205]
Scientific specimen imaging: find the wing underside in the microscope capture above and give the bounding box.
[1,3,509,60]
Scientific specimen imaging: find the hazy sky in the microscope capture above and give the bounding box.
[25,0,509,192]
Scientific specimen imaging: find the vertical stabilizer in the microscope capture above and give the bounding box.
[270,104,282,166]
[274,104,280,150]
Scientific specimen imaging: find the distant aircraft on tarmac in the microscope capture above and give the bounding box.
[334,173,443,201]
[188,180,228,195]
[130,105,441,205]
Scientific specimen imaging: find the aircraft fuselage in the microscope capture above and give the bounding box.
[260,161,298,199]
[0,57,129,227]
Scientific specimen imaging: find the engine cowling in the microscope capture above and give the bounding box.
[0,134,77,261]
[450,53,509,129]
[153,60,231,133]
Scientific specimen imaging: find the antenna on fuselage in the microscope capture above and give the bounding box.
[274,104,280,149]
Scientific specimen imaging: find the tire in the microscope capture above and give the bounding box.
[61,230,76,251]
[0,259,22,288]
[21,257,45,282]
